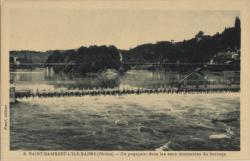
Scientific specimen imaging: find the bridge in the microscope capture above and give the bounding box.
[10,62,240,68]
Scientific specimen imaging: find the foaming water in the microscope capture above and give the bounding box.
[10,93,240,150]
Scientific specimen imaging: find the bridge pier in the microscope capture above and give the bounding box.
[10,83,16,103]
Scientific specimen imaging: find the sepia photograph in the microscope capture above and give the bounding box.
[8,7,242,151]
[7,7,241,151]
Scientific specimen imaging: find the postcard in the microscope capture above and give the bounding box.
[1,0,250,161]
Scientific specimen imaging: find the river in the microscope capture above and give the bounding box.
[10,68,240,150]
[10,68,240,91]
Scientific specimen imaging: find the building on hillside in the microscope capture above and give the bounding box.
[211,48,240,65]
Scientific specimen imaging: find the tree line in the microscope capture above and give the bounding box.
[123,17,240,64]
[11,17,240,74]
[45,45,121,73]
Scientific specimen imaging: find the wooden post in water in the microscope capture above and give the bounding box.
[10,82,16,103]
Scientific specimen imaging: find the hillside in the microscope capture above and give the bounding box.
[10,17,240,73]
[122,17,240,64]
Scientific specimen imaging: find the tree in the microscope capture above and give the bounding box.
[234,16,240,29]
[195,31,204,39]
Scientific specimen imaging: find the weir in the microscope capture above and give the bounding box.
[13,87,240,99]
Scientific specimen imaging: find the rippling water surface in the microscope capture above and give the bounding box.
[10,93,240,150]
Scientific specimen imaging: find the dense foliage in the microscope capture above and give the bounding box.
[11,17,240,73]
[46,45,121,73]
[123,17,240,64]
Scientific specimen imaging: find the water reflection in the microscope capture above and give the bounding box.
[11,68,240,91]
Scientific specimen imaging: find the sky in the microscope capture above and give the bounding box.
[8,8,240,51]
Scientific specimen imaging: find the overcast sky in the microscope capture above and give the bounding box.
[8,9,240,51]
